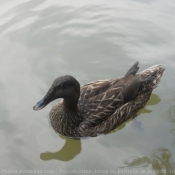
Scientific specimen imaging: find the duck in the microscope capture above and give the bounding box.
[33,61,165,138]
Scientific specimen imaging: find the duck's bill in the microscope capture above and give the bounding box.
[33,88,55,111]
[33,98,47,111]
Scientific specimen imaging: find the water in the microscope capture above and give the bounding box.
[0,0,175,174]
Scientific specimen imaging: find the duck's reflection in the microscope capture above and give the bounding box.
[123,148,175,173]
[40,135,81,161]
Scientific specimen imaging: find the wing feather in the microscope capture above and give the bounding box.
[78,77,125,127]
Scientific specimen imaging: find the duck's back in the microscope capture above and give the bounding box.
[78,62,140,120]
[77,62,165,136]
[78,78,122,118]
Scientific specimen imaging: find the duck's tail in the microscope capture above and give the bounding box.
[139,64,166,89]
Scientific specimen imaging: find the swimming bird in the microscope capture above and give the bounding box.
[33,62,165,137]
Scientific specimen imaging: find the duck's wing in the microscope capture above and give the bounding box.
[78,78,125,126]
[79,79,113,104]
[78,62,141,131]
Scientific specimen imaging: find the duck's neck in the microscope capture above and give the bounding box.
[63,95,79,112]
[50,96,81,137]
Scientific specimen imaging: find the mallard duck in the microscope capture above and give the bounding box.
[33,62,165,137]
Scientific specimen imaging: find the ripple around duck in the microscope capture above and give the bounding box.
[1,1,174,52]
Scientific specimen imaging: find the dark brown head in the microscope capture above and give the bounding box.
[33,75,80,110]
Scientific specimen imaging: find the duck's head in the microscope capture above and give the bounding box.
[33,75,80,111]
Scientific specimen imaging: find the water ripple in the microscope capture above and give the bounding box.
[169,106,175,123]
[2,16,38,35]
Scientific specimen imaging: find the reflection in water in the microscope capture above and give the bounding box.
[110,93,161,133]
[40,135,81,161]
[123,148,175,174]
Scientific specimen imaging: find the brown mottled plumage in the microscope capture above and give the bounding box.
[33,62,165,137]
